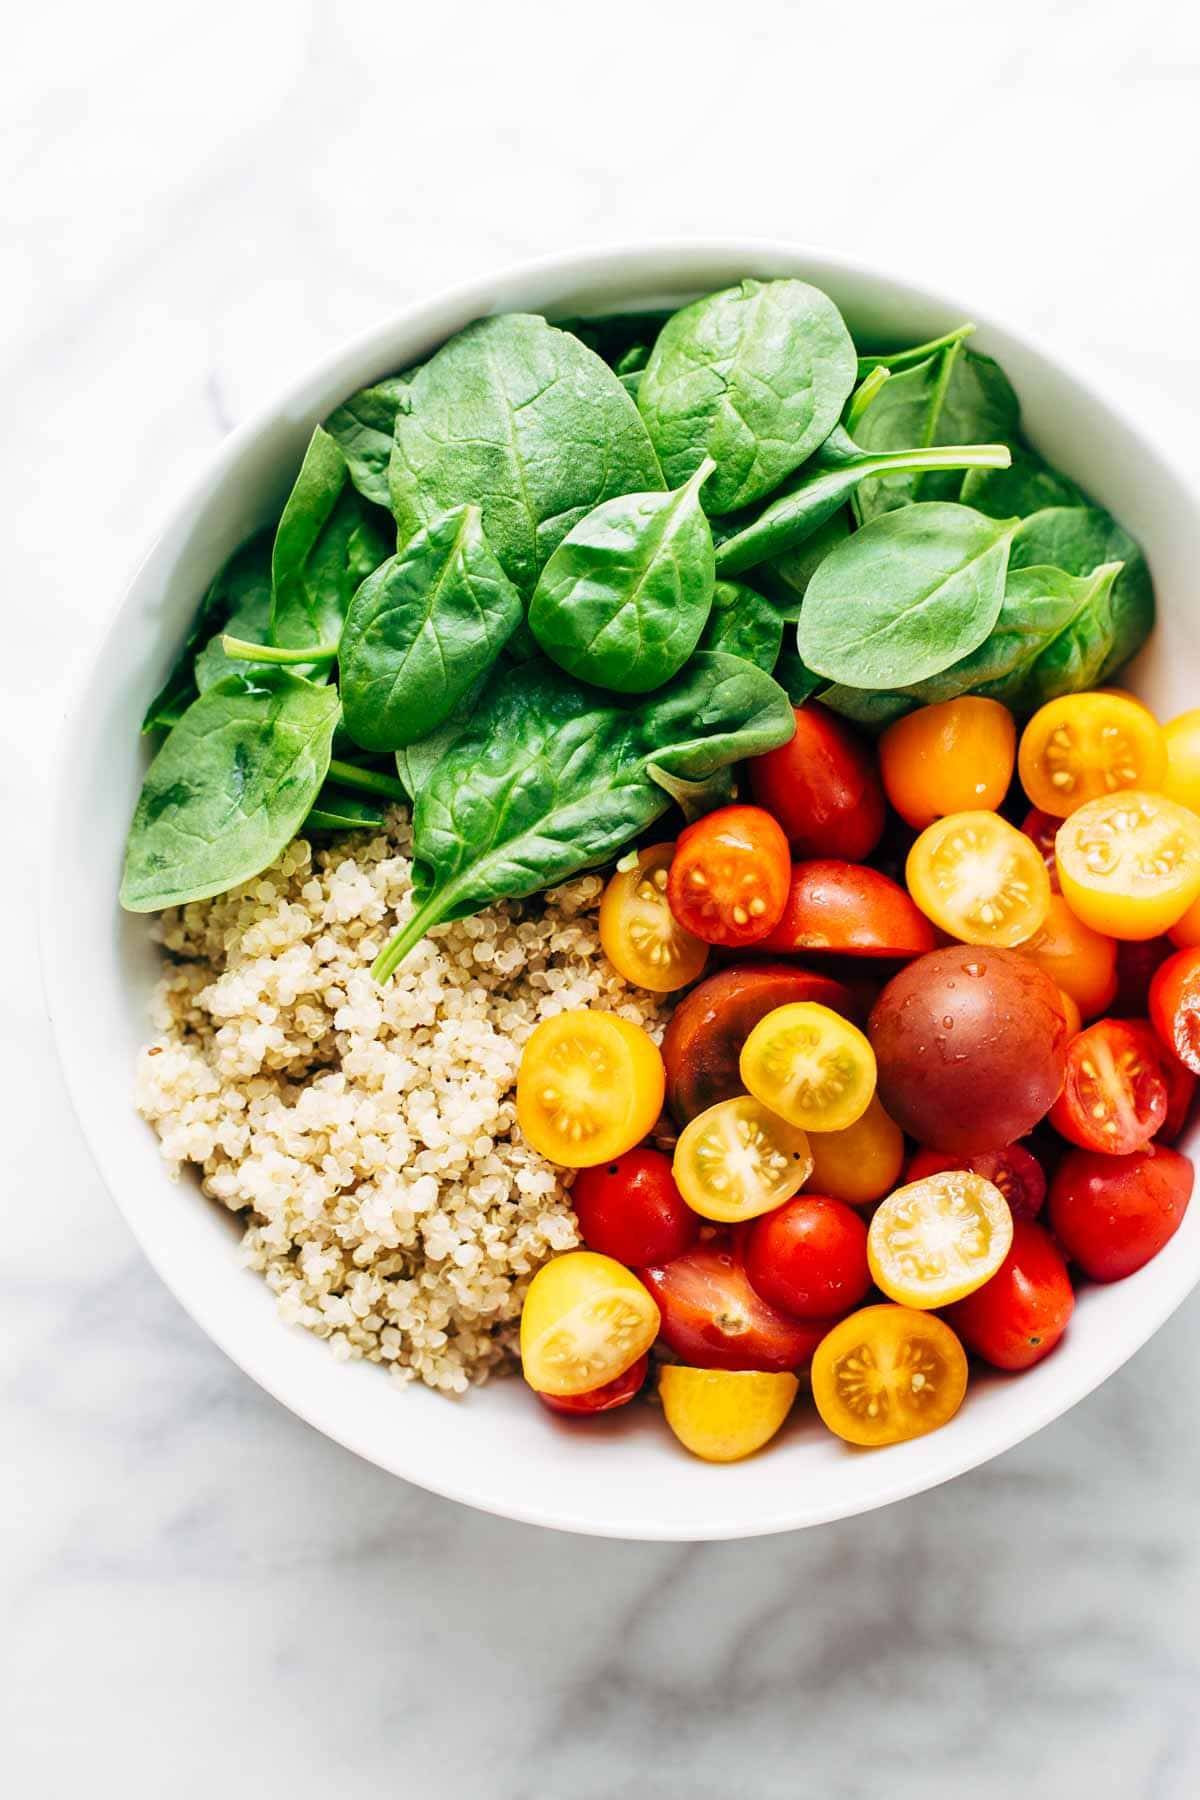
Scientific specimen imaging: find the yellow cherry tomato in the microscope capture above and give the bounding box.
[1018,692,1165,818]
[805,1095,905,1206]
[598,843,709,992]
[868,1170,1013,1308]
[659,1367,799,1463]
[520,1251,660,1397]
[1163,709,1200,813]
[1056,791,1200,940]
[810,1305,969,1447]
[906,810,1051,948]
[739,1001,876,1133]
[673,1094,812,1222]
[879,697,1017,830]
[1017,892,1118,1017]
[1057,987,1083,1038]
[1169,892,1200,949]
[517,1010,665,1168]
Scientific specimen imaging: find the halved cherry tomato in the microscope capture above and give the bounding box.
[806,1095,905,1206]
[1021,807,1062,891]
[759,861,938,959]
[868,1171,1013,1308]
[1017,893,1118,1018]
[1150,947,1200,1076]
[1162,708,1200,812]
[906,810,1051,948]
[517,1011,664,1168]
[740,1001,876,1133]
[667,805,790,948]
[1048,1143,1193,1280]
[598,844,709,992]
[640,1243,827,1372]
[810,1305,968,1447]
[659,1366,799,1462]
[880,697,1016,830]
[1056,792,1200,940]
[943,1221,1074,1371]
[743,1195,871,1320]
[520,1252,660,1397]
[571,1148,698,1267]
[905,1143,1047,1222]
[673,1094,812,1223]
[537,1353,648,1415]
[661,963,859,1127]
[1048,1018,1168,1154]
[747,702,885,861]
[1019,692,1166,817]
[1111,936,1173,1017]
[1159,1048,1197,1143]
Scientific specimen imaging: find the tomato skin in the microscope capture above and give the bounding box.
[943,1221,1074,1371]
[759,860,938,959]
[747,702,885,861]
[537,1354,648,1415]
[1162,708,1200,812]
[1018,894,1117,1019]
[667,805,791,948]
[1150,947,1200,1077]
[640,1244,828,1373]
[743,1196,871,1320]
[1019,692,1166,817]
[806,1096,905,1206]
[1158,1048,1196,1143]
[1111,936,1173,1017]
[1048,1143,1193,1281]
[1021,808,1062,892]
[880,697,1016,830]
[906,1143,1047,1221]
[659,1366,799,1462]
[1048,1018,1168,1155]
[571,1149,698,1267]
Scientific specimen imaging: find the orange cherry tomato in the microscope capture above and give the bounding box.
[667,805,791,948]
[659,1366,799,1462]
[598,843,709,992]
[1162,708,1200,812]
[880,697,1016,830]
[810,1305,969,1447]
[1057,988,1083,1038]
[516,1011,665,1168]
[1019,692,1165,817]
[1150,947,1200,1076]
[1048,1018,1168,1154]
[1017,893,1118,1018]
[906,811,1051,948]
[1021,807,1062,892]
[747,702,885,860]
[805,1095,906,1206]
[759,860,937,958]
[1056,792,1200,940]
[1169,894,1200,949]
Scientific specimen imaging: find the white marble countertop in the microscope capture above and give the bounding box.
[7,2,1200,1792]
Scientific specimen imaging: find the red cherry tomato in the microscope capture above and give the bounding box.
[759,861,938,959]
[1021,807,1062,892]
[1048,1018,1168,1155]
[746,702,885,861]
[742,1195,871,1321]
[639,1243,827,1372]
[1048,1143,1193,1280]
[1159,1049,1197,1143]
[906,1143,1047,1221]
[1111,937,1173,1018]
[943,1221,1074,1370]
[536,1353,648,1416]
[571,1148,698,1267]
[1150,947,1200,1076]
[667,805,791,948]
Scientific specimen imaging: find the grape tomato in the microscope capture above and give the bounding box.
[747,702,885,861]
[641,1244,827,1373]
[667,805,791,948]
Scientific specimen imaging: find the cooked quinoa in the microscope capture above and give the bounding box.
[136,814,669,1393]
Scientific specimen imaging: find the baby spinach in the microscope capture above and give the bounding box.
[371,653,796,980]
[699,580,783,672]
[960,447,1086,520]
[797,502,1017,689]
[1009,504,1154,678]
[856,322,975,375]
[558,311,671,369]
[389,313,663,599]
[853,346,1020,521]
[325,374,412,507]
[305,789,388,832]
[121,670,341,912]
[528,460,716,693]
[270,427,392,658]
[141,530,273,731]
[195,547,273,691]
[637,278,857,514]
[339,505,522,750]
[755,512,853,618]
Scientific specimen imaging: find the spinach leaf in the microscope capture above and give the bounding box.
[557,311,671,368]
[817,684,916,730]
[325,375,412,507]
[389,313,663,599]
[856,322,975,375]
[194,543,273,691]
[699,580,784,672]
[140,530,273,731]
[371,653,795,979]
[960,446,1086,520]
[796,502,1017,689]
[528,460,716,693]
[755,511,853,619]
[843,365,890,436]
[271,427,392,655]
[339,505,522,751]
[305,789,387,832]
[1010,505,1154,679]
[120,670,341,912]
[637,278,857,514]
[853,346,1020,521]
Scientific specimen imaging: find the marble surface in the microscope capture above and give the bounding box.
[7,2,1200,1792]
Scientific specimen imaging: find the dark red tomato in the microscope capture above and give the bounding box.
[640,1244,827,1372]
[667,805,790,948]
[1048,1143,1193,1281]
[537,1353,648,1416]
[743,1195,871,1320]
[571,1149,698,1267]
[661,963,859,1126]
[943,1221,1074,1370]
[746,702,885,862]
[1111,937,1173,1018]
[758,861,938,959]
[1150,948,1200,1076]
[906,1143,1047,1221]
[1021,807,1062,892]
[1048,1019,1168,1155]
[1159,1049,1197,1143]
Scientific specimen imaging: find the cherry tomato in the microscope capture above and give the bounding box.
[571,1148,698,1267]
[739,1001,876,1133]
[806,1095,906,1206]
[517,1011,665,1168]
[673,1095,813,1223]
[1162,708,1200,812]
[1111,936,1173,1017]
[667,805,791,948]
[1169,894,1200,950]
[641,1243,827,1372]
[1019,692,1166,817]
[1021,807,1062,891]
[661,963,859,1127]
[810,1305,968,1447]
[1017,893,1118,1018]
[1048,1018,1168,1154]
[1150,946,1200,1076]
[880,697,1016,830]
[943,1221,1074,1371]
[1159,1048,1197,1143]
[658,1367,799,1462]
[537,1353,648,1415]
[520,1252,661,1396]
[743,1195,871,1320]
[1057,988,1083,1038]
[906,1143,1047,1221]
[868,1170,1013,1308]
[759,860,938,959]
[598,844,709,992]
[1056,792,1200,940]
[906,810,1051,948]
[1048,1143,1193,1281]
[746,702,885,860]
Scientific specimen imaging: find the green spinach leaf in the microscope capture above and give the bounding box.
[960,446,1086,519]
[853,346,1020,521]
[755,512,853,619]
[271,427,392,655]
[140,530,273,731]
[194,540,273,691]
[325,375,412,507]
[305,789,388,832]
[1010,505,1154,679]
[699,580,784,672]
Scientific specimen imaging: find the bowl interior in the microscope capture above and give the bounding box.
[42,243,1200,1539]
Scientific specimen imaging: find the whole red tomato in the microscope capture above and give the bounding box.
[759,860,938,959]
[667,805,791,948]
[537,1354,648,1416]
[906,1143,1047,1221]
[746,702,885,861]
[943,1221,1074,1370]
[571,1148,698,1267]
[742,1195,871,1320]
[639,1243,827,1372]
[1150,947,1200,1076]
[1048,1143,1193,1281]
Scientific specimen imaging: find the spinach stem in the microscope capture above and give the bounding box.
[372,894,453,984]
[326,758,410,803]
[221,635,339,664]
[857,322,977,375]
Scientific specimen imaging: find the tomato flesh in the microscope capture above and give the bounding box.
[743,1195,871,1320]
[906,1143,1047,1221]
[944,1221,1074,1371]
[1150,947,1200,1076]
[673,1095,812,1223]
[1048,1018,1168,1155]
[667,805,791,947]
[516,1010,665,1169]
[739,1000,876,1133]
[747,702,885,860]
[598,843,709,991]
[1019,692,1166,817]
[1056,792,1200,941]
[760,860,938,958]
[868,1170,1014,1308]
[537,1354,648,1415]
[1048,1143,1193,1280]
[571,1148,698,1267]
[640,1244,828,1372]
[810,1305,969,1447]
[906,810,1051,948]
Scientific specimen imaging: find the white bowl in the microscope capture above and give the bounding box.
[42,242,1200,1540]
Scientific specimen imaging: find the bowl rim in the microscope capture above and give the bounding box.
[40,237,1200,1540]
